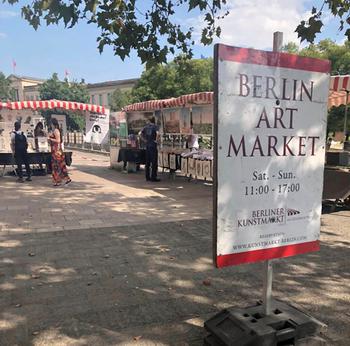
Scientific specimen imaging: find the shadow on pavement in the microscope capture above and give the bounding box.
[0,217,349,345]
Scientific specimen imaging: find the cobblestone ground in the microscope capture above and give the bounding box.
[0,150,349,345]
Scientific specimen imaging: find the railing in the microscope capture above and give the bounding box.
[64,132,110,153]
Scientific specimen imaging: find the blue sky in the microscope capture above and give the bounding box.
[0,0,346,83]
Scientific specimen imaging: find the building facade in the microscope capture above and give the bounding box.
[87,78,138,107]
[7,75,44,101]
[7,75,139,108]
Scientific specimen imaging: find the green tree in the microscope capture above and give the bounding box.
[328,105,350,135]
[282,42,299,54]
[297,2,350,44]
[0,72,14,101]
[109,89,133,111]
[132,57,213,102]
[283,40,350,134]
[283,39,350,75]
[5,0,228,66]
[39,73,89,131]
[8,0,350,62]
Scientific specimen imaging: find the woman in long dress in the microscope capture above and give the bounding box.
[48,118,71,187]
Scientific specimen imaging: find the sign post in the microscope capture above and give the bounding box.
[207,41,330,344]
[262,31,283,317]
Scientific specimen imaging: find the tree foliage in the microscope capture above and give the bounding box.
[109,89,133,111]
[131,57,213,102]
[39,73,89,102]
[5,0,228,66]
[328,105,350,134]
[7,0,350,63]
[0,72,14,101]
[297,1,350,44]
[39,73,89,130]
[283,39,350,134]
[283,39,350,75]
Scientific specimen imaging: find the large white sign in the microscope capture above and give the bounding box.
[214,44,330,268]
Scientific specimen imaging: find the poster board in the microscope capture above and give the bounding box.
[127,112,153,135]
[85,112,110,145]
[110,112,127,146]
[163,109,181,133]
[214,44,330,268]
[0,109,44,152]
[192,105,213,134]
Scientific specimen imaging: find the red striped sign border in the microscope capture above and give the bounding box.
[217,44,330,73]
[216,241,319,268]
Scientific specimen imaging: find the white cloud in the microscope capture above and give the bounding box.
[189,0,310,49]
[0,10,19,18]
[0,33,7,39]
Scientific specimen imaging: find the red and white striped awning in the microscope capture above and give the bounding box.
[330,75,350,91]
[120,79,350,111]
[0,99,107,115]
[328,91,349,108]
[123,92,213,112]
[328,75,350,108]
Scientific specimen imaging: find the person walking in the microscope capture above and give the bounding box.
[48,118,71,187]
[140,116,160,182]
[11,121,31,183]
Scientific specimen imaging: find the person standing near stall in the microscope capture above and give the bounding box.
[11,121,32,183]
[48,118,71,187]
[34,121,46,151]
[140,116,160,182]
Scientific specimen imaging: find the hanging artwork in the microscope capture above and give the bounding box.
[203,160,211,179]
[169,154,176,170]
[158,152,163,167]
[188,158,196,176]
[181,157,188,175]
[196,159,203,179]
[163,152,169,168]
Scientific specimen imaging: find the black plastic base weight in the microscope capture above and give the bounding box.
[204,300,326,346]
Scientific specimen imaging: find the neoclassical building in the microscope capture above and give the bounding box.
[87,78,138,107]
[7,75,139,108]
[8,75,45,101]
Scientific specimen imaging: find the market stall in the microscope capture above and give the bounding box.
[0,100,109,175]
[109,110,150,171]
[110,92,214,178]
[109,78,349,203]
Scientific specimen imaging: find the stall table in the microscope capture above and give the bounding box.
[117,148,146,172]
[323,166,350,200]
[0,151,73,176]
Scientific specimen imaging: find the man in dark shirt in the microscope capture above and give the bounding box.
[140,117,160,182]
[11,121,32,183]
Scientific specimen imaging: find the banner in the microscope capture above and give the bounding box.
[213,44,330,267]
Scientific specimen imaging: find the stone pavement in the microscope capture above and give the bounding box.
[0,150,212,234]
[0,150,349,345]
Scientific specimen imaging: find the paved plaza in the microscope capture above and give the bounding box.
[0,150,349,345]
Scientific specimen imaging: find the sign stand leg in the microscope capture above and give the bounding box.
[262,260,273,315]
